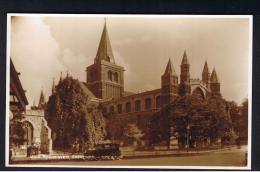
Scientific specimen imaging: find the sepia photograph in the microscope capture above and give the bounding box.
[6,14,252,169]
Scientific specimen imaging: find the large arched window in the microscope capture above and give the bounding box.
[114,72,118,82]
[135,100,141,112]
[156,96,161,108]
[117,104,122,114]
[110,105,114,113]
[145,98,152,110]
[192,87,205,100]
[108,70,112,81]
[126,102,131,113]
[23,121,34,146]
[90,72,94,81]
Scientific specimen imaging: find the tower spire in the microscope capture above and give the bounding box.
[95,19,115,64]
[210,68,219,83]
[202,60,210,87]
[163,58,177,76]
[38,89,45,109]
[181,50,189,65]
[179,50,191,96]
[203,60,209,73]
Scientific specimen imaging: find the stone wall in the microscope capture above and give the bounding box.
[23,109,52,154]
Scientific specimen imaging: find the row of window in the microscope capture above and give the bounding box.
[108,70,119,82]
[103,96,161,114]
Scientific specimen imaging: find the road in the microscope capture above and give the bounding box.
[20,146,248,167]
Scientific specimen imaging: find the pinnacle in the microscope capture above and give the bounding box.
[210,68,219,83]
[38,89,45,107]
[181,50,189,65]
[203,60,209,73]
[164,58,177,76]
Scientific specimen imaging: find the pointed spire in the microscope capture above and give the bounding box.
[203,61,209,73]
[164,58,177,76]
[38,89,45,108]
[210,68,219,83]
[181,50,189,65]
[95,20,115,64]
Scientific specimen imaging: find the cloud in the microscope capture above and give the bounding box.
[10,16,249,105]
[113,35,152,47]
[58,48,92,81]
[11,17,66,106]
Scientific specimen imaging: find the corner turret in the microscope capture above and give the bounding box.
[161,58,178,106]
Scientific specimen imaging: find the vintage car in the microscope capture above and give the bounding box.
[84,143,122,160]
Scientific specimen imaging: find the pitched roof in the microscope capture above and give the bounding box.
[164,58,177,76]
[210,68,219,83]
[80,82,97,99]
[10,58,29,109]
[95,22,115,64]
[181,50,189,65]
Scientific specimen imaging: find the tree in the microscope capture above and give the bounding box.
[122,123,143,146]
[10,119,26,147]
[238,99,248,141]
[147,94,234,148]
[228,101,240,133]
[46,76,106,150]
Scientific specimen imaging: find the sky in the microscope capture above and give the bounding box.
[10,15,250,107]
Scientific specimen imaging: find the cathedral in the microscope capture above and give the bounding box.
[80,22,226,141]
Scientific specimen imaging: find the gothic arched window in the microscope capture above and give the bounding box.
[156,96,161,108]
[117,104,122,114]
[109,105,114,113]
[126,102,131,113]
[145,98,152,110]
[114,72,118,82]
[23,121,34,146]
[192,87,205,100]
[135,100,141,112]
[108,71,112,81]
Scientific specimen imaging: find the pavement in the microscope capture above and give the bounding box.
[10,145,246,164]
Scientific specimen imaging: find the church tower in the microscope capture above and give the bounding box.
[38,89,46,109]
[161,58,178,106]
[179,51,191,96]
[86,21,124,100]
[202,61,210,88]
[210,68,221,96]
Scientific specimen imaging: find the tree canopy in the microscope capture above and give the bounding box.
[46,77,106,150]
[147,95,233,147]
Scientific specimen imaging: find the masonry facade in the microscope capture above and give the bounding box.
[10,59,52,157]
[83,23,224,140]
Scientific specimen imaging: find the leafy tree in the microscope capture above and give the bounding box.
[228,101,240,133]
[46,76,106,150]
[122,123,143,145]
[238,99,248,141]
[10,120,26,147]
[147,94,233,148]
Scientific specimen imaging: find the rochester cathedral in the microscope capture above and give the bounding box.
[82,22,225,138]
